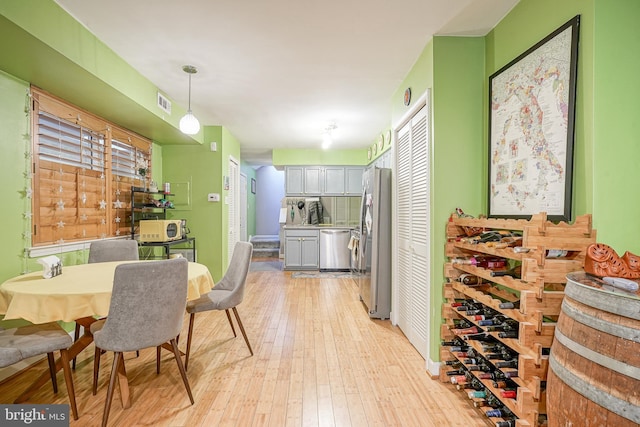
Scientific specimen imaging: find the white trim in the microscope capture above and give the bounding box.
[427,358,440,377]
[28,237,130,258]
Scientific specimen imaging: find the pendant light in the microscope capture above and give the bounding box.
[322,123,337,149]
[179,65,200,135]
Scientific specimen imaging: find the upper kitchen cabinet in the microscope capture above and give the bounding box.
[285,166,363,196]
[345,167,364,195]
[304,167,323,195]
[323,167,346,195]
[285,166,305,195]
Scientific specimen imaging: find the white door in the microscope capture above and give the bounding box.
[240,173,247,242]
[395,102,430,360]
[227,156,240,265]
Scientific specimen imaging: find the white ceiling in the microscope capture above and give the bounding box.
[55,0,518,166]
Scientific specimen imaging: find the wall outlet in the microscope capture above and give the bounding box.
[207,193,220,202]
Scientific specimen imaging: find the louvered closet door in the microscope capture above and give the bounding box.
[395,103,430,359]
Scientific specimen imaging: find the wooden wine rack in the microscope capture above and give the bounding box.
[440,212,597,427]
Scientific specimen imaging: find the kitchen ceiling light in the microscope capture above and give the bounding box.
[322,123,337,150]
[179,65,200,135]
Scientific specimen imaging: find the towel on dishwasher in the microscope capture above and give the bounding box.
[348,236,359,264]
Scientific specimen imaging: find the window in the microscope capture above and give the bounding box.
[31,87,151,246]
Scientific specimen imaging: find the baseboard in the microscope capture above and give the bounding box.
[426,358,440,378]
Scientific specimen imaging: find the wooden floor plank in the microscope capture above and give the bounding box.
[0,269,491,426]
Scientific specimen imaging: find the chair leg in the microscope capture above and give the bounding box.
[156,346,161,374]
[185,313,196,371]
[93,345,102,395]
[101,352,122,427]
[47,353,58,393]
[231,307,253,356]
[59,349,79,420]
[72,323,81,370]
[169,338,194,404]
[225,309,237,337]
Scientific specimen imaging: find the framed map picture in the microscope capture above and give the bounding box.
[488,15,580,222]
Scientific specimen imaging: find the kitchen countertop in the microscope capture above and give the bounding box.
[283,225,355,230]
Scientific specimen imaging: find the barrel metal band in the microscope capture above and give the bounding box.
[554,327,640,380]
[562,299,640,343]
[549,354,640,424]
[565,280,640,321]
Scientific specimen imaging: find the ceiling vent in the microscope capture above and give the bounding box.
[157,92,172,114]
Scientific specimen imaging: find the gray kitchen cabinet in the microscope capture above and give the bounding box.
[284,229,319,269]
[285,166,305,195]
[304,167,322,195]
[323,167,346,195]
[285,166,364,196]
[345,167,364,195]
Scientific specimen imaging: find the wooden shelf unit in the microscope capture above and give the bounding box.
[440,212,597,427]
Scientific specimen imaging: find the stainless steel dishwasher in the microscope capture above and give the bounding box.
[319,228,352,271]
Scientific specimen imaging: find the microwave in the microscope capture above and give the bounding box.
[139,219,182,242]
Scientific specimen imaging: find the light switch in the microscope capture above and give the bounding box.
[210,142,217,152]
[207,193,220,202]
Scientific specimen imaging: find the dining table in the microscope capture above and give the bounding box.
[0,260,214,407]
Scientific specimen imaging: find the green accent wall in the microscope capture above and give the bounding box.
[0,1,201,146]
[273,148,368,166]
[0,71,31,282]
[592,0,640,251]
[430,36,486,360]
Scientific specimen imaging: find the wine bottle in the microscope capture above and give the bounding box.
[463,332,494,342]
[452,325,480,336]
[452,256,506,270]
[457,273,483,285]
[500,390,517,399]
[450,375,467,385]
[444,360,461,366]
[495,359,518,369]
[441,337,466,347]
[468,390,487,399]
[445,369,465,376]
[498,301,520,309]
[467,362,492,372]
[545,249,578,258]
[495,420,516,427]
[486,408,512,418]
[490,266,521,278]
[497,330,519,339]
[486,319,518,332]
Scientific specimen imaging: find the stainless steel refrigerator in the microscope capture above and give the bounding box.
[358,166,391,319]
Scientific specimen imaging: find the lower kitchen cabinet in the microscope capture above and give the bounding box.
[284,229,319,270]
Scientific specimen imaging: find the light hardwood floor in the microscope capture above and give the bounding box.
[0,267,489,426]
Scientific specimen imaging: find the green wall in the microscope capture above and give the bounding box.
[273,148,368,166]
[591,0,640,251]
[0,71,31,282]
[430,36,487,359]
[412,0,640,363]
[0,0,201,145]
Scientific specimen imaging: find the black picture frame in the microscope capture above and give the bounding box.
[251,178,256,194]
[488,15,580,222]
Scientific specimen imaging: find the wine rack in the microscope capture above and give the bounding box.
[440,212,597,427]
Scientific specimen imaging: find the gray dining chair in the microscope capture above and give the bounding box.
[184,241,253,370]
[73,239,140,369]
[90,258,193,427]
[0,322,78,420]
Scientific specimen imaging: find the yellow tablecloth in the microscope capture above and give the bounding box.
[0,261,214,324]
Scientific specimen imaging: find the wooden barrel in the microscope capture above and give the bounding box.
[547,272,640,426]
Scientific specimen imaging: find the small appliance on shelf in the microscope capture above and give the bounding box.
[138,219,182,242]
